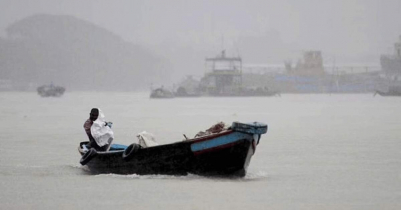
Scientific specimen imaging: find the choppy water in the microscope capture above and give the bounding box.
[0,92,400,210]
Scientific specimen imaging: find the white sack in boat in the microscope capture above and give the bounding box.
[91,109,114,148]
[137,131,158,148]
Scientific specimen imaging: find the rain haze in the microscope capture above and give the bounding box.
[1,0,401,89]
[0,1,401,210]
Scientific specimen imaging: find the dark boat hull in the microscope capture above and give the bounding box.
[190,138,253,177]
[374,90,401,97]
[79,132,255,177]
[79,122,267,177]
[82,141,192,175]
[150,88,175,98]
[37,85,65,97]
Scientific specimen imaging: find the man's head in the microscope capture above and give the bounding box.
[90,108,99,121]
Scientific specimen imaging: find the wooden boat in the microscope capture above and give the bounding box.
[78,122,268,177]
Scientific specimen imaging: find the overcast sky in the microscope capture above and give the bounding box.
[1,0,401,64]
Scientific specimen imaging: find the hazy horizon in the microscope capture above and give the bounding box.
[1,0,401,86]
[2,1,400,51]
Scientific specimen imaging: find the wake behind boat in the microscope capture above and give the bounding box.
[78,121,268,177]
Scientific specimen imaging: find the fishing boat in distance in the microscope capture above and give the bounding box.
[78,121,268,177]
[374,85,401,96]
[37,84,65,97]
[150,87,174,98]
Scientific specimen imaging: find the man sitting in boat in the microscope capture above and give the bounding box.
[84,108,114,151]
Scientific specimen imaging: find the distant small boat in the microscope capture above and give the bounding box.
[374,90,401,97]
[78,121,268,177]
[374,85,401,97]
[37,84,65,97]
[150,87,174,98]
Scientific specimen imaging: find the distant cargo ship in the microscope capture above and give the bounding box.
[271,51,386,93]
[376,35,401,96]
[284,50,326,77]
[380,35,401,77]
[198,50,278,97]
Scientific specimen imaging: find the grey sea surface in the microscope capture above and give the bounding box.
[0,92,400,210]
